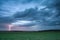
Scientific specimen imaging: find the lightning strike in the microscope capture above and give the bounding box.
[8,24,13,31]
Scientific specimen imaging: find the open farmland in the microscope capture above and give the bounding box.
[0,30,60,40]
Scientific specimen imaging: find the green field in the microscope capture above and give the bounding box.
[0,31,60,40]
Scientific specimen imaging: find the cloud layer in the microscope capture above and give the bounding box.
[0,0,60,31]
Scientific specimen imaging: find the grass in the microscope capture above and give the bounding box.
[0,30,60,40]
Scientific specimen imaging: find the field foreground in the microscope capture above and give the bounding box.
[0,30,60,40]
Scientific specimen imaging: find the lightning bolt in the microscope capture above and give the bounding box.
[8,25,13,31]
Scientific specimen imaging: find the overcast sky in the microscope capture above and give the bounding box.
[0,0,60,31]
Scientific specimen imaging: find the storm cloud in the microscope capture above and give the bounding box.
[0,0,60,31]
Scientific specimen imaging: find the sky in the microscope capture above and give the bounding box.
[0,0,60,31]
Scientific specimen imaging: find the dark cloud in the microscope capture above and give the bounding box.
[0,16,14,23]
[13,7,60,26]
[0,0,60,31]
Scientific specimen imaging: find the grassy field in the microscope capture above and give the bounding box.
[0,31,60,40]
